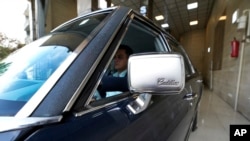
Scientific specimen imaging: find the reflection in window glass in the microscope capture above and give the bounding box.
[0,37,72,115]
[0,13,108,116]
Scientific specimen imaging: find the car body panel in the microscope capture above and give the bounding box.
[0,6,203,141]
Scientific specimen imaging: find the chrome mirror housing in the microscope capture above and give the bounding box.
[128,53,185,94]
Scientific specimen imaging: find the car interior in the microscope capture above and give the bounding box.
[89,18,168,109]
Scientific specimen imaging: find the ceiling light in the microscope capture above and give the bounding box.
[190,20,198,26]
[161,23,169,28]
[187,2,198,10]
[219,16,227,21]
[155,15,164,21]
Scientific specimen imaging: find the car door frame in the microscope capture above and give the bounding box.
[19,7,136,141]
[24,7,200,141]
[71,11,194,141]
[69,10,198,141]
[27,7,133,117]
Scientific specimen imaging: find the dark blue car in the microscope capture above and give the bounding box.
[0,6,203,141]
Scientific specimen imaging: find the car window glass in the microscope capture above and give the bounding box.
[90,18,166,103]
[166,37,195,75]
[0,37,72,116]
[122,20,165,53]
[52,13,108,36]
[0,13,108,116]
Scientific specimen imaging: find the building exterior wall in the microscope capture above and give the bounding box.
[205,0,250,120]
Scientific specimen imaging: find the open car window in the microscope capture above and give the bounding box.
[89,17,167,106]
[166,37,196,75]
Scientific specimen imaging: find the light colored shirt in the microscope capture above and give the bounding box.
[106,70,127,97]
[93,70,127,100]
[112,70,127,77]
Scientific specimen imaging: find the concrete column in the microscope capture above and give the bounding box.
[34,0,46,38]
[92,0,98,11]
[140,0,153,20]
[147,0,153,20]
[77,0,104,16]
[77,0,92,15]
[106,0,111,7]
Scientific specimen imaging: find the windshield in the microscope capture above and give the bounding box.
[0,13,108,116]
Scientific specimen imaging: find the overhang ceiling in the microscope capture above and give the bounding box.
[111,0,215,39]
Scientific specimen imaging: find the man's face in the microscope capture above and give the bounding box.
[114,49,128,72]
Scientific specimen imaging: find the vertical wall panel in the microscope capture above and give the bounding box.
[180,29,205,73]
[206,0,250,120]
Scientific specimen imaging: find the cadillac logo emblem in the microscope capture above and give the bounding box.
[157,78,179,86]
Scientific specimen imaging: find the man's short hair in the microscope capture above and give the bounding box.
[119,44,133,57]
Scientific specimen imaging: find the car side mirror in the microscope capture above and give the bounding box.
[128,53,185,95]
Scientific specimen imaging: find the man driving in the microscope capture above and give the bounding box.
[96,44,133,99]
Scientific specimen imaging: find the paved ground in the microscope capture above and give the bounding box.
[189,88,250,141]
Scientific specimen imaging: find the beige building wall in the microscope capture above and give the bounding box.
[45,0,77,33]
[180,0,250,120]
[204,0,250,120]
[180,29,205,74]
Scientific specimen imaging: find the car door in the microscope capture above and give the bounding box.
[72,15,194,141]
[68,14,193,141]
[165,38,203,141]
[73,15,181,141]
[23,11,195,141]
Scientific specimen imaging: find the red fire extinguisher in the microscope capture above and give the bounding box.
[231,37,240,58]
